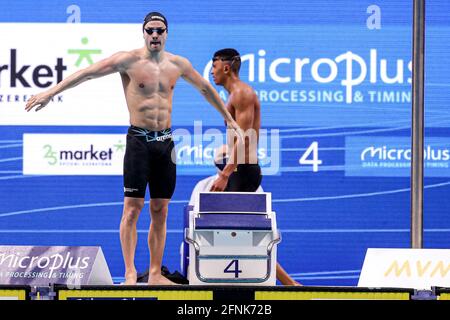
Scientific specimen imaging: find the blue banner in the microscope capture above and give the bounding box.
[1,0,450,287]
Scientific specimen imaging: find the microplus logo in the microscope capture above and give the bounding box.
[0,251,90,278]
[361,145,450,161]
[345,137,450,177]
[204,49,411,104]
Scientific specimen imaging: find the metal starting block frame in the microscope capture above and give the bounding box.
[185,192,281,286]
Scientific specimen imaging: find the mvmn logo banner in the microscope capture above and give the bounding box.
[345,136,450,177]
[358,248,450,290]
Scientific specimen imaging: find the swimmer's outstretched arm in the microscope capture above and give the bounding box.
[25,51,131,112]
[176,56,243,138]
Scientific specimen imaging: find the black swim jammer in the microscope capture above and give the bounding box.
[123,125,176,199]
[225,164,262,192]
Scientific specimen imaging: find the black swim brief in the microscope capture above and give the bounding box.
[123,125,176,199]
[225,164,262,192]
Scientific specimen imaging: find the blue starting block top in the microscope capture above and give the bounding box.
[198,193,268,213]
[195,213,272,230]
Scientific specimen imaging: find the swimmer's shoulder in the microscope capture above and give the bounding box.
[166,52,193,69]
[234,81,258,101]
[106,49,142,70]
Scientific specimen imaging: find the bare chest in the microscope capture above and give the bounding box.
[125,61,181,95]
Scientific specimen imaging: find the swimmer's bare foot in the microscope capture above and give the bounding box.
[122,270,137,285]
[148,274,177,285]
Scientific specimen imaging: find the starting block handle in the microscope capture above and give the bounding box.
[198,255,269,260]
[185,234,281,284]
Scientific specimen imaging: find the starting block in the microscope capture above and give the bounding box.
[184,192,280,286]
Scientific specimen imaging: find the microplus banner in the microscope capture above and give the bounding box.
[0,246,113,286]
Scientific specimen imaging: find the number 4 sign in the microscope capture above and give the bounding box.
[224,260,243,278]
[299,141,322,172]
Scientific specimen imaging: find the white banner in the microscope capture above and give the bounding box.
[0,23,143,125]
[358,248,450,290]
[0,245,113,286]
[23,133,126,175]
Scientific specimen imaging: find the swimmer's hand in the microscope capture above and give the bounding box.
[25,92,53,112]
[210,173,229,192]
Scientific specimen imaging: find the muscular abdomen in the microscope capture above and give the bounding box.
[119,62,177,131]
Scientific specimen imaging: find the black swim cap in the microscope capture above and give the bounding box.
[143,12,168,32]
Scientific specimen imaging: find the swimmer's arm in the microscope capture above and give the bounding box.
[25,51,130,112]
[50,51,129,94]
[178,57,236,125]
[210,136,238,191]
